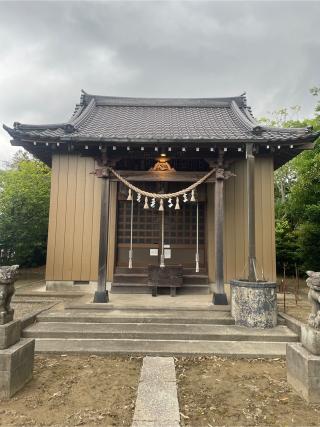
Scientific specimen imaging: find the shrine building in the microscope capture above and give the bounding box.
[4,91,319,303]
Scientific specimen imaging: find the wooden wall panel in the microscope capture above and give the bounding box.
[80,158,95,280]
[52,155,68,279]
[206,158,276,283]
[90,170,102,281]
[45,153,117,282]
[45,155,60,280]
[71,156,86,280]
[62,155,77,280]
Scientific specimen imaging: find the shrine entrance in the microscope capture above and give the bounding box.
[116,193,206,270]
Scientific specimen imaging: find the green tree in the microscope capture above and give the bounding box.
[262,88,320,274]
[0,151,51,266]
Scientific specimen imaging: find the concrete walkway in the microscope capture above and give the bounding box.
[132,356,180,427]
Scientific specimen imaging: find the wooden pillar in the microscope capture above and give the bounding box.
[213,168,228,305]
[246,143,258,282]
[93,175,110,303]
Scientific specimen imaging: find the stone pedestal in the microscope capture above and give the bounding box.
[287,343,320,403]
[230,280,277,328]
[0,265,35,398]
[0,320,21,350]
[0,338,35,398]
[287,271,320,402]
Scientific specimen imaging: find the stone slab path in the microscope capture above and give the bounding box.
[132,356,180,427]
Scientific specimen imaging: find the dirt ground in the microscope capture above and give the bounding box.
[176,356,320,427]
[0,355,141,427]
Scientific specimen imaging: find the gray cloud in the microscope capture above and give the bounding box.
[1,0,319,162]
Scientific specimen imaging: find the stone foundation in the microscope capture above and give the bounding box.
[287,343,320,403]
[230,280,277,328]
[0,338,35,398]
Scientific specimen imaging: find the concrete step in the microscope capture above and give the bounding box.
[111,282,210,294]
[23,323,298,342]
[33,338,293,357]
[36,310,234,325]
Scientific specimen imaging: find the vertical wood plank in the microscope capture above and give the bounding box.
[81,157,95,280]
[45,155,60,280]
[72,156,86,280]
[53,154,68,279]
[234,160,247,280]
[90,171,102,281]
[62,155,77,280]
[224,164,236,280]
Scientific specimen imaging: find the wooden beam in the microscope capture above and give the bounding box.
[246,143,258,282]
[93,173,110,302]
[213,166,228,305]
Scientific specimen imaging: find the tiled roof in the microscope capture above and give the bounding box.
[3,91,318,143]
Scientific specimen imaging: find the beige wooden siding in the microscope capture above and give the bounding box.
[206,157,276,283]
[45,153,116,282]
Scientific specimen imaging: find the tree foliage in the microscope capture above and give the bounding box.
[262,88,320,274]
[0,151,51,267]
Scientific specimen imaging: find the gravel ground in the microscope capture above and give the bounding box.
[176,356,320,427]
[0,355,142,426]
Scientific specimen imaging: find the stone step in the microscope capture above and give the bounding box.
[33,338,293,357]
[37,310,234,325]
[23,323,298,342]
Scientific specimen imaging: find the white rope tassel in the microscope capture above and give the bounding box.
[127,188,132,201]
[195,201,199,273]
[159,199,164,211]
[144,196,149,209]
[175,197,180,210]
[129,198,133,269]
[190,189,196,202]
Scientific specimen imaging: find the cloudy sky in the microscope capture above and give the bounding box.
[0,0,319,164]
